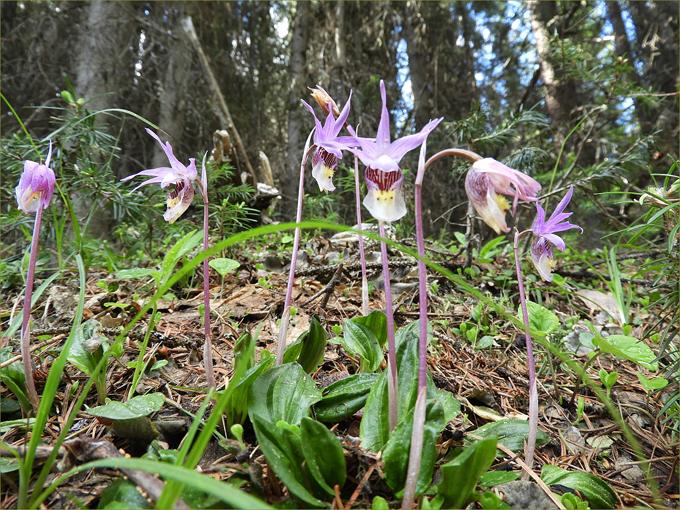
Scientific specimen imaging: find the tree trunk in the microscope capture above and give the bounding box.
[283,1,310,220]
[153,3,193,169]
[527,1,569,157]
[75,2,138,119]
[404,1,433,131]
[606,1,655,135]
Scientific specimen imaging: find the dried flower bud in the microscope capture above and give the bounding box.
[309,85,340,118]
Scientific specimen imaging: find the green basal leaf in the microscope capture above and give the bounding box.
[98,477,153,509]
[351,310,388,348]
[636,371,669,392]
[522,301,559,335]
[68,319,109,376]
[251,415,328,508]
[315,373,379,422]
[335,319,383,372]
[383,399,446,495]
[288,316,328,374]
[247,363,322,426]
[115,267,159,280]
[594,335,658,370]
[437,437,498,509]
[87,393,165,420]
[225,356,274,429]
[233,332,256,373]
[464,419,550,455]
[360,320,460,452]
[209,257,240,277]
[300,417,346,494]
[479,470,521,487]
[541,465,619,509]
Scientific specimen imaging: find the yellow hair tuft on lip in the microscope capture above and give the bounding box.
[494,193,510,213]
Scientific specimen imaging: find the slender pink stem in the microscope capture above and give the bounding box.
[196,163,215,390]
[202,191,214,389]
[379,220,399,432]
[402,386,427,509]
[353,154,369,316]
[513,229,538,474]
[276,137,315,365]
[21,205,43,411]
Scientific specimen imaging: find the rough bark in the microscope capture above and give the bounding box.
[283,1,310,220]
[527,1,569,156]
[153,3,193,169]
[403,1,433,131]
[75,2,138,117]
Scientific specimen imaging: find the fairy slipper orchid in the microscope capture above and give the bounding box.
[530,186,582,281]
[122,128,198,223]
[16,141,56,411]
[15,141,56,213]
[349,80,442,222]
[301,90,356,192]
[465,158,541,234]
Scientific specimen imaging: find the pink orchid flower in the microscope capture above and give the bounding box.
[465,158,542,234]
[349,80,442,222]
[15,141,56,213]
[122,129,198,223]
[530,186,583,281]
[301,90,356,192]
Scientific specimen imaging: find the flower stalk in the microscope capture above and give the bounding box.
[15,141,56,412]
[276,133,315,366]
[513,228,539,473]
[379,219,399,432]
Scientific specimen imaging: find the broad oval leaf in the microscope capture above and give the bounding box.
[541,465,620,509]
[465,419,550,455]
[209,257,241,277]
[315,373,380,422]
[87,393,165,420]
[383,399,446,495]
[300,417,346,494]
[594,335,658,370]
[522,301,559,335]
[283,316,328,373]
[352,310,388,347]
[338,320,383,372]
[437,436,499,509]
[247,363,322,426]
[251,415,327,508]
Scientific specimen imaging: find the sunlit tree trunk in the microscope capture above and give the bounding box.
[527,1,569,159]
[404,1,433,131]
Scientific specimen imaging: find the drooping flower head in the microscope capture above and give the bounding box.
[122,128,197,223]
[530,186,583,281]
[349,80,443,222]
[465,158,542,234]
[15,141,56,213]
[302,90,356,192]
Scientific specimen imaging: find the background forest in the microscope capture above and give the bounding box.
[1,2,679,509]
[2,0,677,246]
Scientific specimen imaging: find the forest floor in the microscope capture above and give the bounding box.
[1,233,677,509]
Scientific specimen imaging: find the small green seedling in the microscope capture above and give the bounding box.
[598,369,619,398]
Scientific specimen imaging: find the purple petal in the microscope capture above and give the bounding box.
[544,233,566,251]
[375,80,392,153]
[549,186,574,219]
[384,117,443,163]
